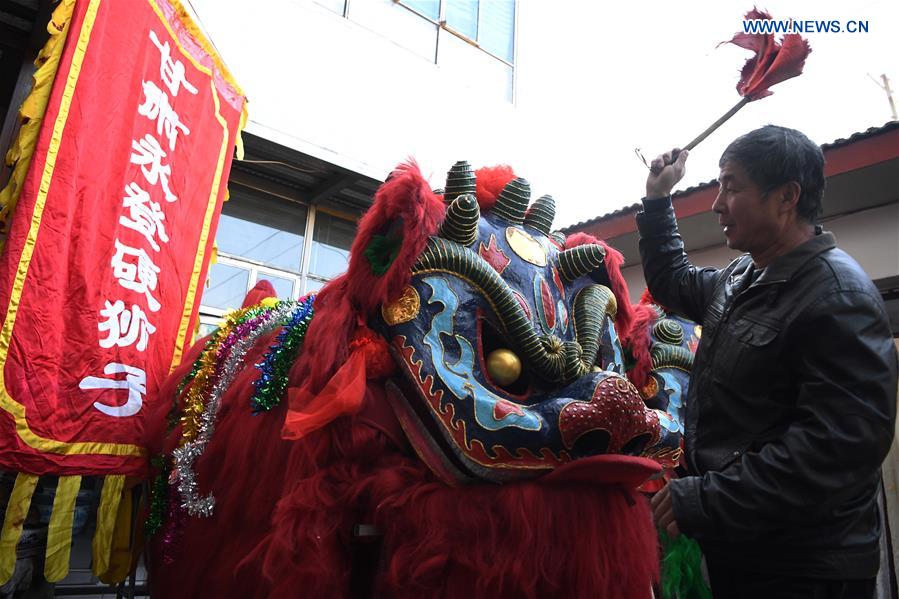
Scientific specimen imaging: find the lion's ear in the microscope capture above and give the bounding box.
[342,161,444,316]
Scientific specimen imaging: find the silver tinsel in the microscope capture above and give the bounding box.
[172,302,297,518]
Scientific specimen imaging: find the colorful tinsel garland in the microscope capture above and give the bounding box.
[148,296,315,541]
[251,296,314,413]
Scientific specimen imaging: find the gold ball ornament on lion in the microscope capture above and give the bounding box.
[486,348,522,386]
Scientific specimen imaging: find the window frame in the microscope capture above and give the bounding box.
[195,198,358,340]
[394,0,517,68]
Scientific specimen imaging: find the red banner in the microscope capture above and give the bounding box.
[0,0,245,476]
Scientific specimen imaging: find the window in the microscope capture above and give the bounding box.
[402,0,439,20]
[202,261,251,311]
[315,0,347,17]
[309,211,355,281]
[399,0,516,64]
[473,1,515,63]
[350,0,516,102]
[196,187,358,341]
[444,1,477,40]
[215,189,306,273]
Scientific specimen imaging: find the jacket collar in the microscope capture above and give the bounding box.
[755,226,835,286]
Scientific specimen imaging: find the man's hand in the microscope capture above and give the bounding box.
[646,148,689,200]
[651,482,681,538]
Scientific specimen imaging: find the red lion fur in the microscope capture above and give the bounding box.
[563,232,659,388]
[148,371,658,598]
[288,161,444,395]
[257,407,658,598]
[627,289,664,390]
[146,167,661,598]
[148,396,658,597]
[625,302,659,390]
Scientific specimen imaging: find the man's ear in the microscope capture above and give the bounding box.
[777,181,802,214]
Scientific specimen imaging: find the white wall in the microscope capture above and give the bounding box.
[190,0,529,184]
[619,202,899,299]
[825,203,899,282]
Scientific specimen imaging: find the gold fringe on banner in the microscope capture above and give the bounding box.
[91,474,124,577]
[0,0,77,238]
[96,483,134,584]
[0,473,39,585]
[166,0,249,164]
[235,105,248,161]
[44,475,81,582]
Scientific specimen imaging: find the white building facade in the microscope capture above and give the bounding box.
[183,0,541,334]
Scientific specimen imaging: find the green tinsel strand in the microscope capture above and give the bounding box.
[659,529,712,599]
[145,456,169,537]
[251,299,314,413]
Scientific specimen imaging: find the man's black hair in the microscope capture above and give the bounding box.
[719,125,825,223]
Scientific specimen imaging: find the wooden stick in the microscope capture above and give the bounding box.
[642,96,753,172]
[682,96,752,151]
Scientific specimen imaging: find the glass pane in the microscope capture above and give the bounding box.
[478,0,515,63]
[195,321,219,341]
[400,0,439,20]
[309,212,355,279]
[258,275,295,300]
[304,278,326,295]
[314,0,346,16]
[201,262,250,312]
[445,0,478,39]
[216,189,308,272]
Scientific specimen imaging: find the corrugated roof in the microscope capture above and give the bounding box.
[230,132,382,215]
[562,120,899,233]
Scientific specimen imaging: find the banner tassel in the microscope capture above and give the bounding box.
[0,473,39,585]
[91,475,125,576]
[44,475,81,582]
[97,483,134,584]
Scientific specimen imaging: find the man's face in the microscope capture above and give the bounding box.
[712,161,783,255]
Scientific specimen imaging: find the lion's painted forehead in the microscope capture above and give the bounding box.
[406,162,614,384]
[373,161,673,484]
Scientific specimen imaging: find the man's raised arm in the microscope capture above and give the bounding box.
[636,149,719,323]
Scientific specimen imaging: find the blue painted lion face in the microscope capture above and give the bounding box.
[374,162,683,484]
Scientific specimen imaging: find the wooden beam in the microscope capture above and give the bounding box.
[228,169,304,205]
[0,22,29,48]
[0,0,38,22]
[305,173,355,205]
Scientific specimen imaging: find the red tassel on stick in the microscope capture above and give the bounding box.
[681,8,811,152]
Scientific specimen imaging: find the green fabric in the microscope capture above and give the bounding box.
[364,233,403,276]
[659,529,712,599]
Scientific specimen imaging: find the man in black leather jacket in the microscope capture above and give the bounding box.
[643,125,898,597]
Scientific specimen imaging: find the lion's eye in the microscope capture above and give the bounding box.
[486,349,521,386]
[480,320,530,395]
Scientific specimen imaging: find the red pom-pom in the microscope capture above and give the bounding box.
[350,326,396,379]
[474,165,515,212]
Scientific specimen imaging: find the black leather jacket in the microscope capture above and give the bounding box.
[637,199,898,577]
